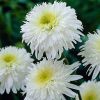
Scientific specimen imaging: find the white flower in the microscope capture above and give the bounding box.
[0,46,33,94]
[24,59,82,100]
[79,81,100,100]
[79,29,100,79]
[21,1,83,59]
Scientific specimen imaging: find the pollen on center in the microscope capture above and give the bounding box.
[2,54,16,64]
[82,89,99,100]
[35,66,54,86]
[94,39,100,51]
[38,11,58,30]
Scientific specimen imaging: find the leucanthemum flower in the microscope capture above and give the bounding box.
[0,46,33,94]
[79,29,100,79]
[79,81,100,100]
[24,59,82,100]
[21,1,83,59]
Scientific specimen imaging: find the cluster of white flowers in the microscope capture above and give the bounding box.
[0,1,100,100]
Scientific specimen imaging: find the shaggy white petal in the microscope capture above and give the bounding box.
[24,59,82,100]
[79,29,100,79]
[21,1,83,59]
[0,46,33,94]
[79,81,100,100]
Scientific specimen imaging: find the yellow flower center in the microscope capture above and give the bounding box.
[94,39,100,51]
[2,54,17,65]
[82,89,99,100]
[35,66,54,87]
[38,12,58,31]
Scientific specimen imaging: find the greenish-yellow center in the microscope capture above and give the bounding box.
[35,67,54,87]
[40,14,51,24]
[38,12,58,31]
[94,39,100,51]
[3,54,16,64]
[82,89,99,100]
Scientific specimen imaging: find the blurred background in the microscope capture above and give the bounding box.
[0,0,100,100]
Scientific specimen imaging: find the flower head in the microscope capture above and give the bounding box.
[79,81,100,100]
[79,29,100,79]
[24,59,82,100]
[0,46,33,94]
[21,1,83,59]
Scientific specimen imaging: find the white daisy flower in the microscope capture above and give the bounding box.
[0,46,33,94]
[21,1,83,59]
[79,81,100,100]
[24,59,82,100]
[79,29,100,79]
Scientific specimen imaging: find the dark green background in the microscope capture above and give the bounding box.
[0,0,100,100]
